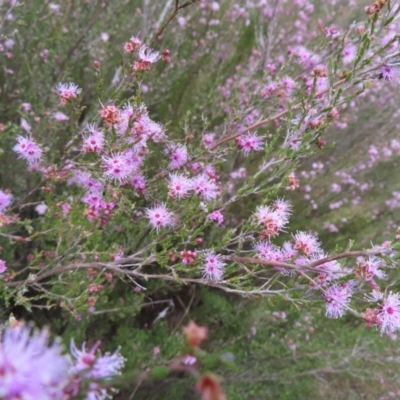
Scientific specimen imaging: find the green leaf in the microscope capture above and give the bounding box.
[150,366,170,380]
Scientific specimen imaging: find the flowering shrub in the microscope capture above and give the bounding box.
[2,0,400,398]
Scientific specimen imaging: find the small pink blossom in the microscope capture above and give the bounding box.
[131,174,147,194]
[153,346,160,359]
[202,133,215,148]
[280,76,296,96]
[13,135,43,164]
[254,241,292,274]
[82,125,105,154]
[254,241,281,261]
[236,132,264,155]
[59,202,72,215]
[208,210,224,226]
[21,103,32,112]
[180,250,197,264]
[124,34,141,53]
[192,174,219,201]
[254,205,289,237]
[202,251,225,281]
[100,32,110,42]
[56,82,81,104]
[20,118,31,132]
[380,65,399,81]
[53,112,69,121]
[324,285,351,318]
[35,203,47,215]
[0,190,13,212]
[145,203,175,232]
[311,252,348,285]
[357,256,387,281]
[282,241,298,260]
[166,144,188,170]
[260,82,277,98]
[293,231,321,256]
[167,173,192,199]
[272,198,292,220]
[379,293,400,334]
[342,44,357,65]
[101,152,132,182]
[0,259,7,274]
[182,355,197,365]
[138,45,161,64]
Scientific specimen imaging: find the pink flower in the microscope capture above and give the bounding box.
[282,241,298,260]
[182,355,197,365]
[145,203,175,231]
[56,82,81,104]
[0,190,13,212]
[20,118,31,132]
[124,34,141,53]
[330,183,341,193]
[380,65,399,81]
[342,44,357,65]
[82,125,105,154]
[53,112,69,121]
[85,178,104,194]
[21,103,32,111]
[192,174,219,201]
[208,210,224,226]
[290,46,320,69]
[82,192,103,208]
[138,45,161,64]
[202,251,225,281]
[324,285,351,318]
[35,203,47,215]
[166,144,188,170]
[357,256,387,281]
[0,259,7,274]
[60,202,72,215]
[167,173,192,199]
[202,133,215,148]
[293,231,321,256]
[180,250,197,264]
[254,241,281,260]
[13,135,43,164]
[254,241,292,274]
[146,120,166,142]
[131,174,147,194]
[260,82,277,98]
[280,76,296,96]
[101,105,120,125]
[311,252,348,285]
[379,293,400,334]
[101,152,132,182]
[254,205,289,237]
[124,150,143,173]
[272,198,292,220]
[236,132,264,155]
[69,339,125,385]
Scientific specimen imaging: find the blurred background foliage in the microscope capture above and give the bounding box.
[2,0,400,399]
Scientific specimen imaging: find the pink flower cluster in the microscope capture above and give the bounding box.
[202,251,226,281]
[0,324,125,400]
[254,198,292,237]
[13,135,42,164]
[56,82,81,104]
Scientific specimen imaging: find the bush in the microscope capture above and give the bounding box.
[2,0,400,398]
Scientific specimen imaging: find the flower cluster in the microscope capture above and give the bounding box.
[56,82,81,104]
[0,324,125,400]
